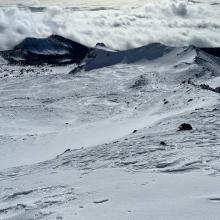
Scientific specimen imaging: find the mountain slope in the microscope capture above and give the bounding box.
[0,41,220,219]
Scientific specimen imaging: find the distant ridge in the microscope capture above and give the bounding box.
[0,35,220,66]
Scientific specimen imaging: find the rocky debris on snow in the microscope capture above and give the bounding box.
[96,42,107,47]
[160,141,167,146]
[163,99,169,104]
[200,84,220,94]
[130,75,148,89]
[178,123,193,131]
[93,199,109,204]
[208,197,220,202]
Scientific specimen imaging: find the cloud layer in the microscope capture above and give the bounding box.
[0,0,219,50]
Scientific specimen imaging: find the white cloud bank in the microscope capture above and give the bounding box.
[0,0,219,50]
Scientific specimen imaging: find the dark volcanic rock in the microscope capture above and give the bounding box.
[160,141,167,146]
[199,47,220,59]
[200,84,220,94]
[178,123,193,131]
[96,42,106,47]
[130,75,148,89]
[215,87,220,93]
[0,35,89,65]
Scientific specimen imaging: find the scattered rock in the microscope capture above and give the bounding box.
[160,141,167,146]
[163,99,169,104]
[178,123,193,131]
[93,199,109,204]
[64,149,71,153]
[215,87,220,93]
[96,42,106,47]
[209,198,220,202]
[199,84,220,94]
[57,148,71,158]
[130,75,148,89]
[121,160,138,166]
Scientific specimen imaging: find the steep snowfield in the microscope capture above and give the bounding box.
[0,43,220,219]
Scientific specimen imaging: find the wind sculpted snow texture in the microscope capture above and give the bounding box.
[0,0,220,220]
[0,40,220,219]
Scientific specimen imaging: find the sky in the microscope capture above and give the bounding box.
[0,0,219,50]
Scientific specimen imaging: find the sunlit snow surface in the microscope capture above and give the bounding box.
[0,1,220,219]
[0,42,220,219]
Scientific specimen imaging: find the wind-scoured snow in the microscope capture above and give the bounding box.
[0,38,220,219]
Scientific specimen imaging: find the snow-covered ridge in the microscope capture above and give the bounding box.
[1,35,220,68]
[78,43,220,72]
[0,34,220,219]
[80,43,174,71]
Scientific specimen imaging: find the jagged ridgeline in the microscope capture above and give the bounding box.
[0,35,220,67]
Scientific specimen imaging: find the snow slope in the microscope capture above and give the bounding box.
[0,42,220,219]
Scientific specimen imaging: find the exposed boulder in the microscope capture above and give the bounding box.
[160,141,167,146]
[178,123,193,131]
[132,130,138,134]
[96,42,106,47]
